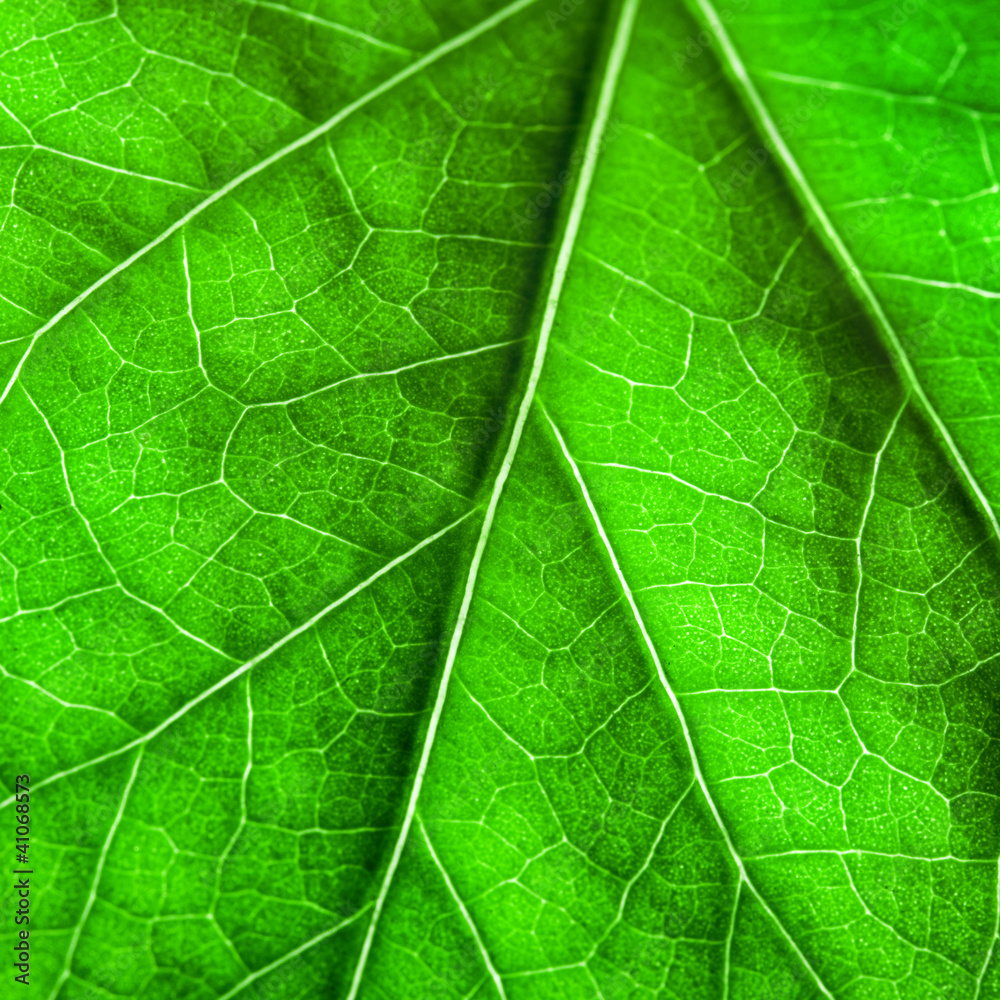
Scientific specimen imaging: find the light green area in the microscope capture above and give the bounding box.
[0,1,997,998]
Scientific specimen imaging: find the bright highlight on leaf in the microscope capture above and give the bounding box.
[0,1,998,998]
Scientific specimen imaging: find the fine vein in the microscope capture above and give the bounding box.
[46,748,145,1000]
[419,818,508,1000]
[0,514,472,811]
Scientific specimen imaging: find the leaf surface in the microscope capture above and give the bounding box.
[1,1,998,999]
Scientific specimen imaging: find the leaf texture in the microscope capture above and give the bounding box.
[0,1,998,999]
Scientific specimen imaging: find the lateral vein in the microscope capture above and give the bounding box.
[689,0,1000,545]
[541,405,835,1000]
[46,748,144,1000]
[0,513,472,811]
[419,818,508,1000]
[214,906,372,1000]
[0,0,544,411]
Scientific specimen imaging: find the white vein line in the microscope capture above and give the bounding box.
[46,748,144,1000]
[214,906,371,1000]
[418,817,508,1000]
[0,144,207,190]
[723,879,740,1000]
[867,272,1000,299]
[254,1,414,53]
[541,407,835,1000]
[254,338,523,408]
[0,0,544,411]
[0,665,124,720]
[690,0,1000,545]
[975,857,1000,1000]
[343,1,642,995]
[850,397,908,676]
[754,68,999,117]
[0,512,472,811]
[21,384,233,664]
[605,779,694,930]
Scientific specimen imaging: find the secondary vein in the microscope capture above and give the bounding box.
[689,0,1000,546]
[541,405,836,1000]
[419,817,508,1000]
[0,0,544,411]
[0,513,473,811]
[343,1,643,995]
[46,748,145,1000]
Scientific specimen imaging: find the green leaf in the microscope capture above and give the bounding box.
[1,1,998,999]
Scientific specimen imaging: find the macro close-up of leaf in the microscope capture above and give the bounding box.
[1,0,999,997]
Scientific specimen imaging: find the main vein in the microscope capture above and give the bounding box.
[689,0,1000,546]
[0,0,543,410]
[541,406,835,1000]
[343,0,643,995]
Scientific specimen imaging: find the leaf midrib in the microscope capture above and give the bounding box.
[343,0,644,994]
